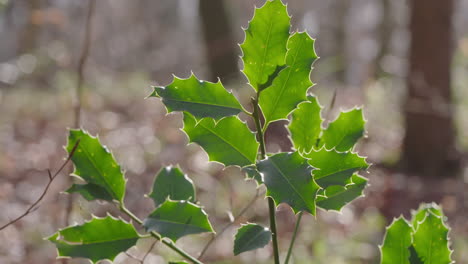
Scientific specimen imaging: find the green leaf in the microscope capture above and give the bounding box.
[319,108,365,151]
[47,215,139,263]
[409,246,424,264]
[257,152,320,215]
[65,183,113,202]
[380,217,412,264]
[412,210,452,264]
[183,113,259,167]
[148,166,195,206]
[288,96,323,153]
[303,148,369,188]
[241,0,291,91]
[316,174,368,211]
[169,262,190,264]
[143,200,214,242]
[233,223,272,255]
[242,165,263,184]
[260,32,317,125]
[151,74,243,119]
[67,129,126,202]
[411,203,443,230]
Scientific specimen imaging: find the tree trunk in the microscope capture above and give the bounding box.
[198,0,239,83]
[403,0,459,176]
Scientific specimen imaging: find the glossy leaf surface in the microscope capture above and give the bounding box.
[66,183,112,202]
[67,129,126,202]
[380,218,412,264]
[288,96,323,153]
[257,152,319,214]
[304,148,368,188]
[319,108,365,151]
[316,174,367,211]
[151,74,243,119]
[234,223,272,255]
[241,0,290,91]
[183,113,259,167]
[148,166,195,206]
[260,32,317,125]
[143,200,214,242]
[48,215,139,263]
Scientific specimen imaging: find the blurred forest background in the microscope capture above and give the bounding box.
[1,0,468,263]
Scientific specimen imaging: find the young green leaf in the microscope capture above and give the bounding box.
[380,217,412,264]
[259,32,317,126]
[143,200,214,242]
[303,148,369,188]
[241,0,291,91]
[148,166,195,206]
[183,113,259,167]
[408,246,424,264]
[150,74,243,119]
[411,203,443,230]
[233,223,272,255]
[47,215,139,263]
[316,174,368,211]
[319,108,365,151]
[288,96,323,153]
[67,129,126,202]
[412,211,452,264]
[66,183,113,202]
[257,152,320,215]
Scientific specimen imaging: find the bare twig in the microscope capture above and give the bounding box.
[64,0,96,229]
[0,140,80,231]
[125,240,158,264]
[198,189,263,260]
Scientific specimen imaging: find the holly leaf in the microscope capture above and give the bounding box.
[380,217,412,264]
[316,174,368,211]
[257,152,320,215]
[233,223,272,255]
[319,108,365,151]
[183,113,259,167]
[303,148,369,188]
[65,183,113,202]
[150,74,243,119]
[408,246,424,264]
[67,129,126,202]
[148,166,195,206]
[412,209,452,264]
[241,0,291,91]
[260,32,317,126]
[411,203,443,230]
[47,215,139,263]
[242,165,263,184]
[288,96,323,153]
[143,200,214,242]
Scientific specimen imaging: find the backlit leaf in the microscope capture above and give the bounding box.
[66,183,113,202]
[288,96,323,153]
[316,174,367,211]
[151,74,243,119]
[148,166,195,206]
[319,108,365,151]
[143,200,214,242]
[257,152,320,215]
[47,215,139,263]
[380,217,412,264]
[234,223,272,255]
[241,0,290,91]
[260,32,317,126]
[183,113,259,167]
[67,129,126,202]
[303,148,369,188]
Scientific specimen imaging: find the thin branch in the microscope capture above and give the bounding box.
[141,240,158,263]
[284,211,303,264]
[0,140,80,231]
[198,189,263,259]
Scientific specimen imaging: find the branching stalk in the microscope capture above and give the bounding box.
[119,205,203,264]
[284,211,303,264]
[251,96,280,264]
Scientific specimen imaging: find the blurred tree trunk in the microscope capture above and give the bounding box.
[17,0,41,55]
[403,0,459,176]
[199,0,239,83]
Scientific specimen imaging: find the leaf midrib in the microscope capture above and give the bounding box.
[163,97,242,111]
[237,228,269,253]
[147,218,209,232]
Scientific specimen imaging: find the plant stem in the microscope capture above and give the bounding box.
[119,205,203,264]
[251,97,280,264]
[284,211,303,264]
